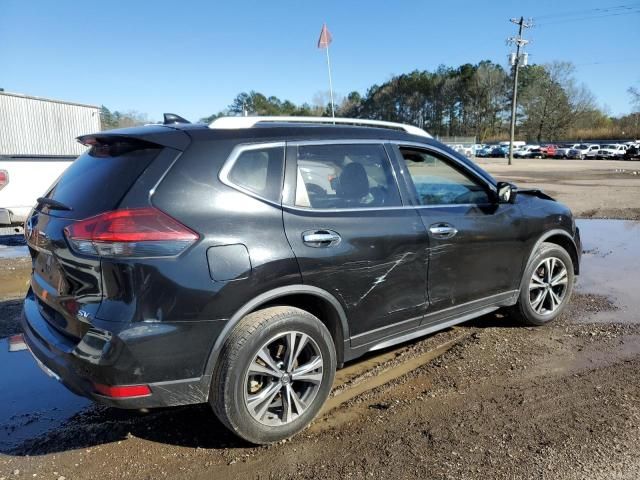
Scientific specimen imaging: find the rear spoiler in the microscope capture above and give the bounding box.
[77,125,191,151]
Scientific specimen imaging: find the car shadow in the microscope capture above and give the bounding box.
[10,403,252,456]
[464,309,524,329]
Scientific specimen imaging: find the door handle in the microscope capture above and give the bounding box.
[429,223,458,239]
[302,230,341,247]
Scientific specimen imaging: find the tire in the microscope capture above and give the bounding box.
[210,306,336,444]
[511,242,575,326]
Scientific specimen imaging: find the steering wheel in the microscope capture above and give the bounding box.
[305,183,326,196]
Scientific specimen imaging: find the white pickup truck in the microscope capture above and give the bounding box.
[597,144,627,159]
[567,144,600,160]
[0,158,74,232]
[0,91,100,233]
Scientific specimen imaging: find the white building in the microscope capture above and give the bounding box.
[0,91,101,228]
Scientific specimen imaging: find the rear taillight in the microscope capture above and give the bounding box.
[94,383,151,398]
[64,207,198,258]
[0,170,8,191]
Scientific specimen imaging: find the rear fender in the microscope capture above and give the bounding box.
[202,285,350,386]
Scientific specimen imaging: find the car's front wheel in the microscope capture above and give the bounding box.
[511,242,575,326]
[210,306,336,444]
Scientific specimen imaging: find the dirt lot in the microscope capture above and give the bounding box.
[479,157,640,220]
[1,159,640,480]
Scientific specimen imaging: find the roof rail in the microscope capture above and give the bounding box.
[209,116,431,138]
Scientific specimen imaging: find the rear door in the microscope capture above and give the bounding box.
[391,144,527,317]
[282,141,429,347]
[25,138,167,340]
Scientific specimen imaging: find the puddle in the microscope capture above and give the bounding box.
[0,337,90,452]
[0,245,28,259]
[0,234,26,246]
[576,219,640,324]
[0,235,28,259]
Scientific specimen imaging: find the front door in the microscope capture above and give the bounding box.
[282,141,429,346]
[392,145,527,316]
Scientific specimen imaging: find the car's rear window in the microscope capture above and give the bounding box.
[42,139,161,219]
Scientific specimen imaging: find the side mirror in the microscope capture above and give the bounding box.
[497,182,517,204]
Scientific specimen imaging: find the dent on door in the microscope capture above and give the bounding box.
[283,209,429,340]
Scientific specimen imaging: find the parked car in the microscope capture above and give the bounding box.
[524,147,545,159]
[623,144,640,160]
[513,145,541,158]
[540,144,559,158]
[22,115,581,445]
[584,147,601,160]
[567,144,600,160]
[475,146,494,158]
[489,146,509,158]
[471,144,487,156]
[499,141,526,149]
[450,144,473,157]
[554,144,580,159]
[597,144,627,160]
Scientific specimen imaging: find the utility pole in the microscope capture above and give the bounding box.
[507,17,531,165]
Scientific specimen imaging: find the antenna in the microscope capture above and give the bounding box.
[163,113,191,125]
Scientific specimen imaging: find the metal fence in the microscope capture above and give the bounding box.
[436,136,477,146]
[0,92,100,156]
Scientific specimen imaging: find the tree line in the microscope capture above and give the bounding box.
[101,61,640,142]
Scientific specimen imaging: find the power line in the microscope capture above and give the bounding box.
[535,8,640,26]
[533,2,640,21]
[574,58,640,66]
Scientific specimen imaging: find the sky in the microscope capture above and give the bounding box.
[1,0,639,121]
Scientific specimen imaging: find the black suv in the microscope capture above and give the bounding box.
[22,117,580,444]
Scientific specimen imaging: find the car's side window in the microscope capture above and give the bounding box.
[399,148,491,206]
[227,145,284,202]
[294,143,402,209]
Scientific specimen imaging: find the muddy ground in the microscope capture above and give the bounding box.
[1,159,640,479]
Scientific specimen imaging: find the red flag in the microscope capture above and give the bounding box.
[317,23,332,49]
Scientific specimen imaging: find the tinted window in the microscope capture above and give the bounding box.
[294,144,401,209]
[44,140,161,218]
[228,146,284,202]
[399,148,491,205]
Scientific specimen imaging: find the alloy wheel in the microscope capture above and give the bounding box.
[244,331,324,426]
[528,257,569,315]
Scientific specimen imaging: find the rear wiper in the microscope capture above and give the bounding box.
[36,197,73,211]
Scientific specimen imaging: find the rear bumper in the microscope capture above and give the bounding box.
[21,290,223,409]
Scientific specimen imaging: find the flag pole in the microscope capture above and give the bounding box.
[325,43,335,121]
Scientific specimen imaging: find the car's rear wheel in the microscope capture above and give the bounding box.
[511,242,574,326]
[210,306,336,444]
